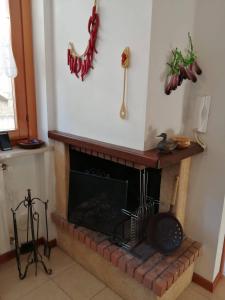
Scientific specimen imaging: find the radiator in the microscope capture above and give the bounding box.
[0,163,11,254]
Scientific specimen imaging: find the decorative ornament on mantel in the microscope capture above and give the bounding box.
[120,47,130,119]
[165,33,202,95]
[67,0,99,81]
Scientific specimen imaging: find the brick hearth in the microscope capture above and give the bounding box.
[52,212,201,298]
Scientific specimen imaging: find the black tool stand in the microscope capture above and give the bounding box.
[11,189,52,279]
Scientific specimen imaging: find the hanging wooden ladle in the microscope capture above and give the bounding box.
[120,47,130,119]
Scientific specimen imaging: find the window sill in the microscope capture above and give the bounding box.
[0,145,53,162]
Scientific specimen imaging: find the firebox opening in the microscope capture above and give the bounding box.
[68,148,161,242]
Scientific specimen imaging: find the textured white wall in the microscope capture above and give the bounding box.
[52,0,152,150]
[145,0,197,149]
[183,0,225,281]
[144,0,225,281]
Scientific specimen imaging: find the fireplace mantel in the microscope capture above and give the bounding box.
[48,130,203,169]
[49,130,203,300]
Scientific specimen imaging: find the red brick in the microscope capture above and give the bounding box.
[143,260,170,288]
[152,277,167,297]
[158,270,174,290]
[60,218,66,230]
[77,227,90,243]
[103,245,119,261]
[80,228,92,246]
[184,250,195,264]
[153,269,178,297]
[73,227,80,240]
[188,245,200,260]
[134,253,163,283]
[90,232,108,251]
[118,253,134,272]
[165,264,180,282]
[63,220,69,232]
[172,260,185,275]
[84,230,100,248]
[85,235,92,247]
[97,240,111,256]
[192,242,202,257]
[127,257,143,278]
[192,241,202,251]
[178,256,190,270]
[111,248,127,267]
[68,223,75,237]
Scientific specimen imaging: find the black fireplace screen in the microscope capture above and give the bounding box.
[68,170,128,235]
[68,149,161,239]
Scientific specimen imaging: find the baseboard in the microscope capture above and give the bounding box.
[0,250,16,265]
[220,237,225,275]
[0,238,57,265]
[193,237,225,292]
[192,271,224,293]
[48,238,57,248]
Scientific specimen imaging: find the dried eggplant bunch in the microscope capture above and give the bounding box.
[165,33,202,95]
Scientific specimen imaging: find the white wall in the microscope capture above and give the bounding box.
[52,0,152,150]
[183,0,225,281]
[143,0,225,281]
[145,0,197,149]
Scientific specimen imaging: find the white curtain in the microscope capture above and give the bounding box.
[0,0,17,78]
[0,165,11,254]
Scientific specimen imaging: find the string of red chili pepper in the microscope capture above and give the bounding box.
[67,3,99,81]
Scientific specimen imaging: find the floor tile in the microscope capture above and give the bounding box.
[1,247,225,300]
[0,262,50,300]
[48,247,76,277]
[0,257,20,281]
[22,281,71,300]
[92,288,123,300]
[52,262,105,300]
[213,277,225,299]
[189,282,212,298]
[178,286,210,300]
[190,279,225,300]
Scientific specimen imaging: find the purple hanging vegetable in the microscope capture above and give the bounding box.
[193,61,202,75]
[165,33,202,95]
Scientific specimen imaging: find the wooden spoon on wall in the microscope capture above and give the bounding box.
[120,47,130,119]
[120,68,128,119]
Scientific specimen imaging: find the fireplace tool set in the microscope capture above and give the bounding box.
[11,189,52,279]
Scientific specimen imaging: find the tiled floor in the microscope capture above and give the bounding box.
[0,247,224,300]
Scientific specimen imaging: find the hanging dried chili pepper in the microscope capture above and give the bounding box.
[67,1,100,81]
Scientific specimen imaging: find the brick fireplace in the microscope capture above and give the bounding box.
[49,130,203,300]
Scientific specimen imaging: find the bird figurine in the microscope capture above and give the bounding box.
[156,133,177,153]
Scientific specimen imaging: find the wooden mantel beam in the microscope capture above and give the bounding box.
[48,130,203,169]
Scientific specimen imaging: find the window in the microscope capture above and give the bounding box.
[0,77,16,131]
[0,0,37,141]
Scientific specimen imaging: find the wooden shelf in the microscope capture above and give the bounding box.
[48,130,204,169]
